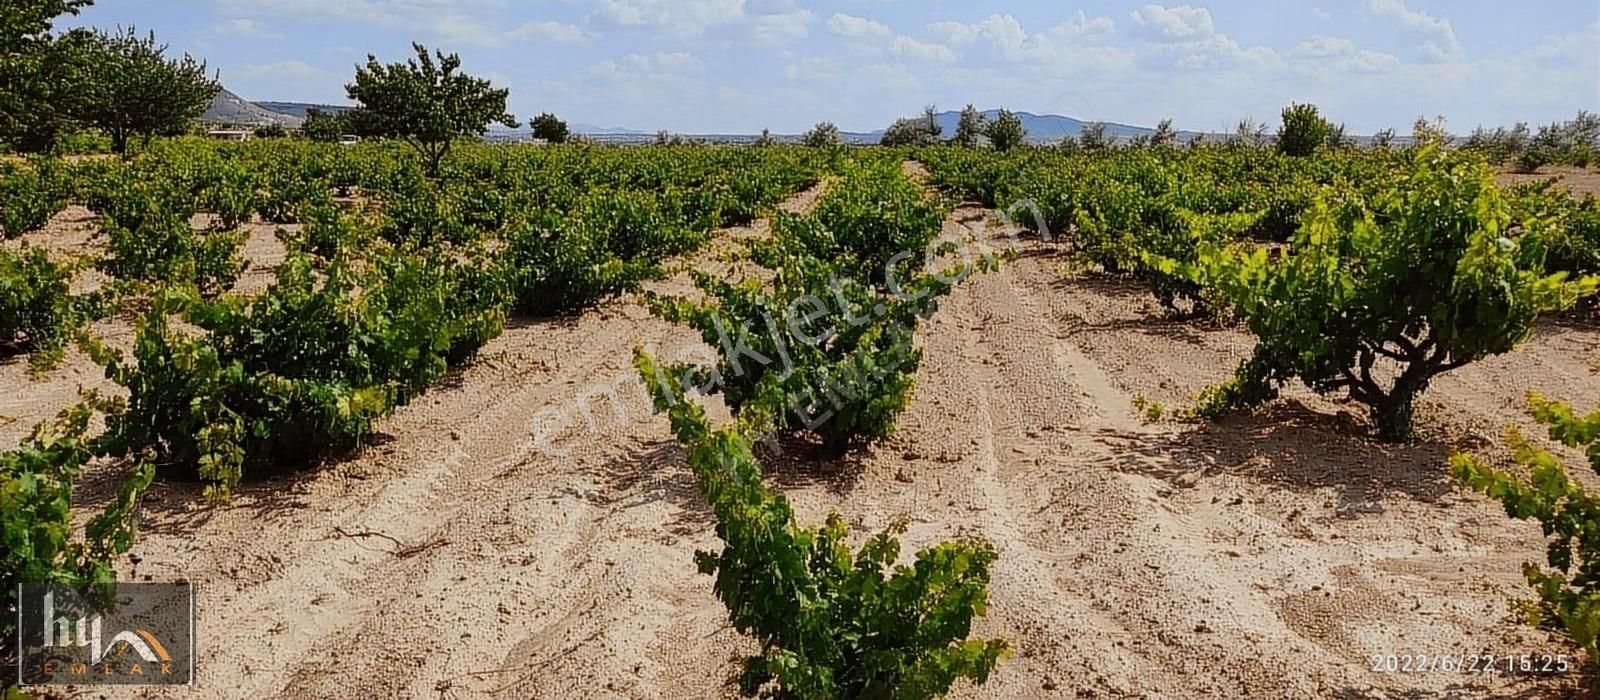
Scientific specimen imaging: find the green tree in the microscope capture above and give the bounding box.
[1276,102,1331,157]
[882,105,942,147]
[802,121,841,147]
[69,27,220,155]
[1150,118,1177,147]
[530,112,569,143]
[1232,118,1268,147]
[0,0,95,152]
[300,107,344,142]
[985,108,1026,151]
[952,104,987,148]
[1170,147,1598,441]
[345,42,517,176]
[1078,121,1110,150]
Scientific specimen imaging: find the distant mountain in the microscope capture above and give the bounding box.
[571,123,648,135]
[255,101,355,119]
[842,110,1155,144]
[209,98,1187,144]
[202,89,304,128]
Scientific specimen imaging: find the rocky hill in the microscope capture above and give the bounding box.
[202,88,305,128]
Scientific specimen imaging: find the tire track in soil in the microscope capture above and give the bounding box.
[79,163,1591,699]
[89,187,823,700]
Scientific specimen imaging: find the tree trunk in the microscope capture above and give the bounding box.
[425,141,449,179]
[1370,367,1431,443]
[1371,391,1416,443]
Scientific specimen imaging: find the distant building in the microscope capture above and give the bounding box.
[207,130,252,142]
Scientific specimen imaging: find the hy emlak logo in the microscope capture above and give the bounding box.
[16,582,194,686]
[40,589,174,666]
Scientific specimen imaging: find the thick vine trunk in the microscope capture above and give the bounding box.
[1367,357,1437,443]
[1371,389,1418,443]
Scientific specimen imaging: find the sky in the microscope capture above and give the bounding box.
[57,0,1600,134]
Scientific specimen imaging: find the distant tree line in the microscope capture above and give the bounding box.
[1,1,551,173]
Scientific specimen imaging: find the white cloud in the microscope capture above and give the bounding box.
[928,14,1026,61]
[929,12,1117,64]
[1364,0,1462,61]
[650,51,703,73]
[1130,4,1215,41]
[586,0,807,45]
[746,0,812,45]
[890,36,956,63]
[1289,36,1399,74]
[586,52,705,81]
[1058,10,1115,40]
[1526,22,1600,67]
[783,56,838,82]
[589,0,743,35]
[216,0,508,24]
[1289,35,1356,58]
[212,18,280,39]
[857,63,920,93]
[508,21,592,44]
[432,14,504,46]
[1168,34,1280,70]
[828,13,891,39]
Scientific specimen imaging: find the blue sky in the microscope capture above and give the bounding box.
[60,1,1600,134]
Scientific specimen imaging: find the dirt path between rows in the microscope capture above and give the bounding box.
[27,165,1600,698]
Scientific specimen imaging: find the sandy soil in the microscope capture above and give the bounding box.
[1496,165,1600,197]
[6,169,1598,698]
[0,211,290,444]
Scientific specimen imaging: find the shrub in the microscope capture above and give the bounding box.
[199,159,262,230]
[952,105,987,148]
[0,246,80,370]
[1454,394,1600,661]
[1277,103,1331,157]
[530,112,569,144]
[1508,180,1600,279]
[882,107,943,147]
[0,157,69,238]
[499,188,707,315]
[802,121,842,148]
[98,207,247,296]
[2,399,154,679]
[650,163,995,452]
[377,176,476,247]
[780,161,948,290]
[1171,147,1598,441]
[634,349,1008,698]
[91,248,503,498]
[1079,122,1110,150]
[985,109,1026,152]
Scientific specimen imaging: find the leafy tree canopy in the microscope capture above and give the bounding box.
[346,42,517,175]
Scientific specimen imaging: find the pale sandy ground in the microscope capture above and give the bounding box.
[1496,165,1600,196]
[3,166,1598,699]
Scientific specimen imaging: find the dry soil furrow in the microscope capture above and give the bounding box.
[84,185,825,700]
